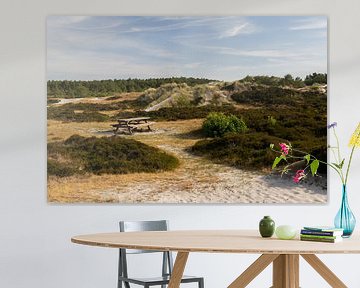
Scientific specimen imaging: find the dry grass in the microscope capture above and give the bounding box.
[48,118,213,202]
[47,115,327,204]
[47,120,113,142]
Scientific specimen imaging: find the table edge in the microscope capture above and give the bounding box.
[71,235,360,255]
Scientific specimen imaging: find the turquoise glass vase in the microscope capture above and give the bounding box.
[334,185,356,237]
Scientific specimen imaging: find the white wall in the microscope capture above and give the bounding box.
[1,0,360,287]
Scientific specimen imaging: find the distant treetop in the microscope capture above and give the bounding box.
[47,77,213,98]
[239,73,327,88]
[304,73,327,86]
[47,73,327,98]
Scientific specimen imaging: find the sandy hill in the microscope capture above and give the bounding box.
[137,80,326,112]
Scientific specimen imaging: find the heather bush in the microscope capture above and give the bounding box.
[192,132,284,169]
[48,135,179,177]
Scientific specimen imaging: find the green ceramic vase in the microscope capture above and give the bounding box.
[259,216,275,238]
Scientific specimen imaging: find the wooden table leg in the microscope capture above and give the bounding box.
[168,252,189,288]
[288,255,299,288]
[228,254,279,288]
[272,254,299,288]
[301,254,347,288]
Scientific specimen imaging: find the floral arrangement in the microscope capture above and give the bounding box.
[271,122,360,185]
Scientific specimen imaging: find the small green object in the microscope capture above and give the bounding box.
[275,225,297,240]
[310,159,320,176]
[259,216,275,238]
[272,155,285,169]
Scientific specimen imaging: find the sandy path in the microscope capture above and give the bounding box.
[48,119,327,203]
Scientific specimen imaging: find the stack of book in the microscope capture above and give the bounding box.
[300,226,344,243]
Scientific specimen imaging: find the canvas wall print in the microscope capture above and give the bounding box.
[47,16,327,203]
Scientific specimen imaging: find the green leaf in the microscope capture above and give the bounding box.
[304,154,311,164]
[332,162,340,168]
[272,155,285,169]
[332,163,341,169]
[339,159,345,169]
[332,159,345,169]
[270,143,274,149]
[310,160,320,176]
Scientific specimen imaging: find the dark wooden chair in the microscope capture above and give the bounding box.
[118,220,204,288]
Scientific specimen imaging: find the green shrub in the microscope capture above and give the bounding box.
[47,106,110,122]
[267,116,277,126]
[191,132,284,169]
[191,104,327,171]
[47,98,147,122]
[202,112,247,137]
[48,135,179,177]
[47,159,78,177]
[113,105,238,121]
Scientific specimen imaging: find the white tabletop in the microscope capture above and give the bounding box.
[72,230,360,254]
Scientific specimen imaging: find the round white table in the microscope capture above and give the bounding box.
[72,230,360,288]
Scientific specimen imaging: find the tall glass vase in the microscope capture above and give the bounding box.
[334,185,356,237]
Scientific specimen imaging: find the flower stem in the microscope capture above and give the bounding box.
[345,145,356,185]
[330,147,339,164]
[345,130,360,185]
[318,159,344,182]
[333,127,342,165]
[333,127,345,181]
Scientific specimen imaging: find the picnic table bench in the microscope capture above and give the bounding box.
[111,117,155,134]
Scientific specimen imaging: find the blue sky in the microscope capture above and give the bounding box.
[47,16,327,81]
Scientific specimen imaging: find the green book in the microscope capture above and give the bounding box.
[300,234,340,240]
[300,236,342,243]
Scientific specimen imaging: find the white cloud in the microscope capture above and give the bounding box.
[218,20,259,39]
[48,24,175,59]
[47,49,177,80]
[183,62,202,69]
[217,47,296,58]
[290,18,327,30]
[220,23,250,38]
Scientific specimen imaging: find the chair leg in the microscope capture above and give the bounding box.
[199,278,204,288]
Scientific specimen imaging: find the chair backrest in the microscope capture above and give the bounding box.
[119,220,169,254]
[118,220,174,283]
[120,220,168,232]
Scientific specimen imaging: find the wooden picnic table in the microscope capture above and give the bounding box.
[111,117,155,134]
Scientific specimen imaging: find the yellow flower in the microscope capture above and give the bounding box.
[349,122,360,147]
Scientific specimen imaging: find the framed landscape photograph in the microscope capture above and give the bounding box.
[47,16,327,203]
